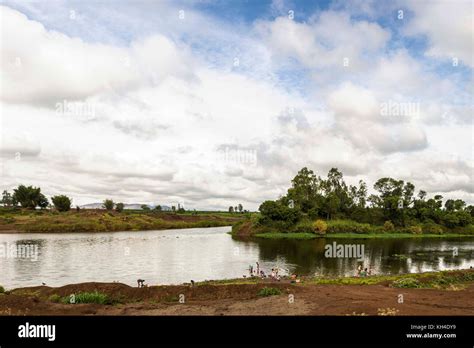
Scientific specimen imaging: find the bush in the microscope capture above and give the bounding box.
[422,222,443,234]
[258,287,282,297]
[391,278,421,288]
[258,200,302,230]
[383,220,395,232]
[103,199,114,210]
[294,220,313,233]
[0,285,4,293]
[74,291,110,304]
[115,203,124,213]
[409,225,422,235]
[51,195,72,212]
[49,294,61,303]
[327,220,374,234]
[313,219,327,235]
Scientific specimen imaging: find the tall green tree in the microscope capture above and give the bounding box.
[51,195,72,212]
[12,185,48,209]
[103,199,114,210]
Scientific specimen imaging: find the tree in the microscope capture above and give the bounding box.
[171,205,176,212]
[228,206,234,213]
[238,203,243,213]
[103,199,114,210]
[115,202,124,212]
[12,185,48,209]
[51,195,72,212]
[141,204,150,211]
[154,205,162,212]
[1,190,14,207]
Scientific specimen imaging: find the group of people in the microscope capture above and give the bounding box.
[356,264,373,277]
[246,261,284,281]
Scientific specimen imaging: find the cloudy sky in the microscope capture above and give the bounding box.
[0,0,472,210]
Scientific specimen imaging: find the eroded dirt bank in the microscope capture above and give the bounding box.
[1,271,474,316]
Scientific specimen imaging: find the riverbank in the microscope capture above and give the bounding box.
[254,232,474,239]
[0,210,245,233]
[232,219,474,240]
[1,269,473,316]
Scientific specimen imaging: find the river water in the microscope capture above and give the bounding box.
[0,226,473,288]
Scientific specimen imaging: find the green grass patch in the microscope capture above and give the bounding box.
[48,294,61,303]
[65,291,110,304]
[258,287,282,297]
[254,232,317,239]
[391,278,421,288]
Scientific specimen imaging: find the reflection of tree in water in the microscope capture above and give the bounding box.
[11,239,46,275]
[250,237,474,277]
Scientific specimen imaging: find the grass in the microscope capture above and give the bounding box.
[253,232,474,240]
[254,232,318,239]
[0,209,243,233]
[70,291,110,304]
[258,287,282,297]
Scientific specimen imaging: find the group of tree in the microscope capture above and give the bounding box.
[259,167,473,229]
[1,186,72,212]
[228,204,243,213]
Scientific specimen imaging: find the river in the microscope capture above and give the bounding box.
[0,226,473,288]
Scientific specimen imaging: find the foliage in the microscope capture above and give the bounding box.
[253,167,472,234]
[383,220,395,232]
[73,291,110,304]
[0,285,4,293]
[313,219,327,234]
[51,195,72,212]
[391,278,421,288]
[422,222,443,234]
[115,202,124,212]
[257,287,282,297]
[49,294,61,303]
[409,225,422,234]
[103,199,114,210]
[12,185,48,209]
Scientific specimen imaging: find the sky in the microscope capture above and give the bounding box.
[0,0,472,210]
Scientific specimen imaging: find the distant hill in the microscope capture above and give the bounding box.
[79,203,171,211]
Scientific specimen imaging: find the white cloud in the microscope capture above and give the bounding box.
[0,2,472,208]
[402,0,473,67]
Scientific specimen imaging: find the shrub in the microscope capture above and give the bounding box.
[294,220,313,233]
[409,225,422,235]
[258,287,282,297]
[51,195,72,212]
[49,294,61,303]
[115,203,124,213]
[313,219,327,235]
[422,222,443,234]
[74,291,110,304]
[391,278,420,288]
[258,200,302,228]
[327,220,374,234]
[102,199,114,210]
[383,220,395,232]
[0,285,4,293]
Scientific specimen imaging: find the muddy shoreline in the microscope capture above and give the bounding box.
[2,270,473,316]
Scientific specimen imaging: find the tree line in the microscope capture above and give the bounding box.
[0,185,165,213]
[259,167,473,229]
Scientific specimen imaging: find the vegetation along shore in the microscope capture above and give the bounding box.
[233,167,474,239]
